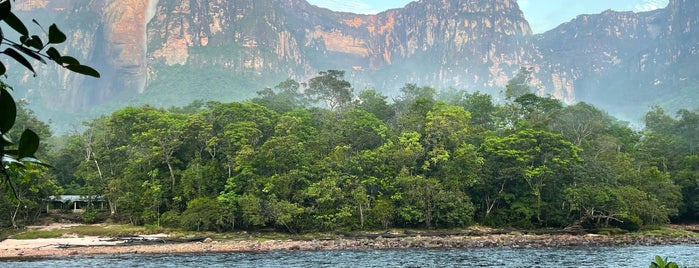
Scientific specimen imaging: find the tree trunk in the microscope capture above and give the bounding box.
[536,194,542,224]
[485,181,506,217]
[11,202,21,228]
[425,198,434,229]
[91,154,118,215]
[109,198,117,215]
[92,154,104,183]
[166,158,176,189]
[359,203,364,228]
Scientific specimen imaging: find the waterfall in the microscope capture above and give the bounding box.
[139,0,159,93]
[146,0,159,24]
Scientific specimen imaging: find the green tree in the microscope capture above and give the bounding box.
[505,67,533,100]
[180,197,229,231]
[394,173,431,227]
[482,129,581,224]
[141,179,164,226]
[639,107,698,221]
[394,84,437,109]
[394,84,436,133]
[1,102,61,226]
[337,109,390,153]
[511,93,563,128]
[565,162,627,228]
[355,89,395,124]
[71,117,122,214]
[178,111,227,200]
[1,2,98,228]
[455,91,497,130]
[422,103,471,174]
[134,110,186,190]
[550,102,611,147]
[253,78,306,113]
[676,155,699,219]
[306,70,353,110]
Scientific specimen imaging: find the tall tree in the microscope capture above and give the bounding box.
[253,78,306,113]
[306,70,353,110]
[355,89,395,125]
[505,67,533,100]
[456,91,497,131]
[482,129,581,224]
[132,109,186,190]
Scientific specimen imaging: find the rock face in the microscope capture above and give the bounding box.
[534,0,699,121]
[142,0,535,98]
[12,0,156,113]
[10,0,699,128]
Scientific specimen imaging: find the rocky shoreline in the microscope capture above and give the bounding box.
[2,232,698,259]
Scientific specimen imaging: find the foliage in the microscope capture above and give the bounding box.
[15,70,694,233]
[11,224,167,239]
[505,67,533,99]
[81,208,102,224]
[180,197,229,231]
[306,70,353,110]
[637,226,699,239]
[0,0,99,227]
[649,255,688,268]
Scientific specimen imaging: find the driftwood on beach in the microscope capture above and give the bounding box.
[112,236,208,245]
[52,236,209,248]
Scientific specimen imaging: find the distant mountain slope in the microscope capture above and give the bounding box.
[142,0,535,103]
[534,0,699,122]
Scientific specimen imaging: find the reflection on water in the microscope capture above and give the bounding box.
[3,245,699,267]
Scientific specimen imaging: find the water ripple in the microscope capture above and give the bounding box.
[3,245,698,268]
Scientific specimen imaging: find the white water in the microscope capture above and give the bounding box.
[146,0,159,24]
[139,0,159,94]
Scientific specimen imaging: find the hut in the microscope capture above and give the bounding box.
[45,195,106,213]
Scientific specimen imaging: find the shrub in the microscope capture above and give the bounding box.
[649,255,687,268]
[614,215,642,232]
[81,208,102,224]
[180,197,229,232]
[160,210,181,228]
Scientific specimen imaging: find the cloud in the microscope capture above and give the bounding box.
[518,0,530,10]
[308,0,378,14]
[634,0,668,12]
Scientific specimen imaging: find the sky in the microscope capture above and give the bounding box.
[305,0,669,34]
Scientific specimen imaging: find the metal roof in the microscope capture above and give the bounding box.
[46,195,105,203]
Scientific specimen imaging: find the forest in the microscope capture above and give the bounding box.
[2,69,698,233]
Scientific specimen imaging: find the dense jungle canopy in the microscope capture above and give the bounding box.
[4,70,699,233]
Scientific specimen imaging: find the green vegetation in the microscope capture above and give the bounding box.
[650,255,689,268]
[4,67,697,234]
[635,226,698,239]
[10,225,169,240]
[0,0,99,229]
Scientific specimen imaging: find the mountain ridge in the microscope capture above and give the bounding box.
[9,0,698,131]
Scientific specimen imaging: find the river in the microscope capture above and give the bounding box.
[3,245,698,267]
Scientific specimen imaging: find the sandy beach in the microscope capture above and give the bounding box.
[2,225,698,259]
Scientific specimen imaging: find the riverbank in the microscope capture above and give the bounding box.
[2,225,698,259]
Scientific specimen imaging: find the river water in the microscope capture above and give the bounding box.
[3,245,698,267]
